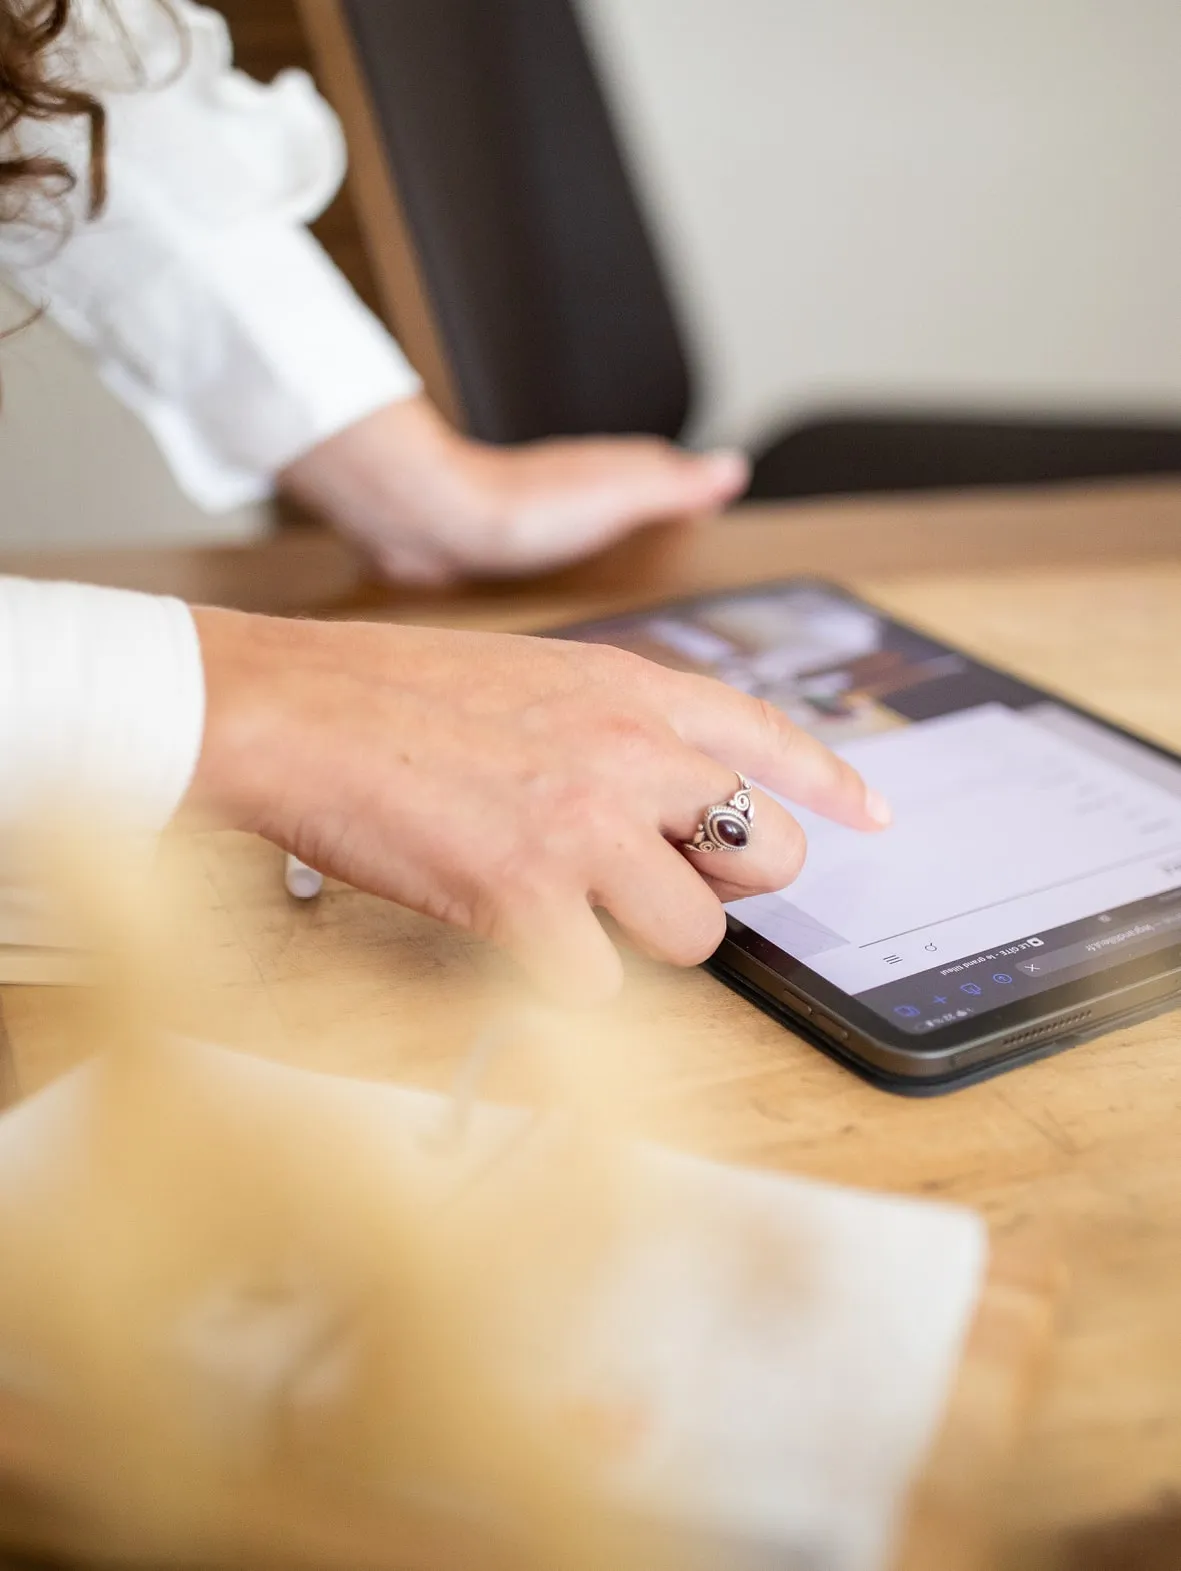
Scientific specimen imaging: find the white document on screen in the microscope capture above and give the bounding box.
[731,703,1181,994]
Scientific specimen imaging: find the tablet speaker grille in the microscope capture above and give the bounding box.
[999,1011,1093,1052]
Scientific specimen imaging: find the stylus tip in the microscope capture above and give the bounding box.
[285,856,324,901]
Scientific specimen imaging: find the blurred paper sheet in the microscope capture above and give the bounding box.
[0,1045,986,1571]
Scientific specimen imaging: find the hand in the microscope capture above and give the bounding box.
[278,395,750,585]
[188,611,890,1003]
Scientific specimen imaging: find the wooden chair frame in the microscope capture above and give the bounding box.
[294,0,464,428]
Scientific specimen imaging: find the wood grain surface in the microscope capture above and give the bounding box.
[2,482,1179,1569]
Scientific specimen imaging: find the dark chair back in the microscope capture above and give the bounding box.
[749,413,1181,500]
[339,0,692,445]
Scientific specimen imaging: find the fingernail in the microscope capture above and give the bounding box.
[707,447,752,485]
[865,789,893,828]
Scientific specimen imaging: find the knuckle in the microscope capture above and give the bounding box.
[838,755,867,797]
[579,798,632,857]
[526,778,629,866]
[576,640,643,685]
[420,892,479,938]
[492,857,558,916]
[533,773,599,832]
[750,694,791,748]
[465,871,516,944]
[592,645,670,702]
[600,706,665,756]
[466,844,558,939]
[473,878,554,950]
[591,642,649,677]
[571,708,672,783]
[772,817,809,886]
[467,887,513,947]
[660,899,727,967]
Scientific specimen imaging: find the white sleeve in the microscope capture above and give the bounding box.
[0,0,421,513]
[0,578,206,833]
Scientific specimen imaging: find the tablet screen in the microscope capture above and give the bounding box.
[563,583,1181,1037]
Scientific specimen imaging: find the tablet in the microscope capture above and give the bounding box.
[555,581,1181,1093]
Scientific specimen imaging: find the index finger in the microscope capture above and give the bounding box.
[661,671,892,832]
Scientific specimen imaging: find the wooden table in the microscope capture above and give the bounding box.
[3,480,1181,1570]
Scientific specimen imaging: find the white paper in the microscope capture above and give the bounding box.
[0,1046,987,1571]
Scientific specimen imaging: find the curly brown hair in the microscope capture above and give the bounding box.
[0,0,106,225]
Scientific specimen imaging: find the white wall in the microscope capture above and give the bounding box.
[579,0,1181,450]
[0,284,269,549]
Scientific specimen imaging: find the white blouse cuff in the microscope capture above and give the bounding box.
[0,579,206,833]
[86,225,423,513]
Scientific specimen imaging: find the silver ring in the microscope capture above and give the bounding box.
[683,774,755,853]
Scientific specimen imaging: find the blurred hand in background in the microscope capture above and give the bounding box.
[281,393,749,586]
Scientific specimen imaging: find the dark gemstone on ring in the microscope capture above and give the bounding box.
[714,814,750,849]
